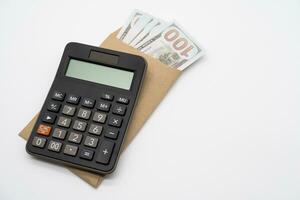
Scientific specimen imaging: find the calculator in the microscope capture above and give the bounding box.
[26,42,147,174]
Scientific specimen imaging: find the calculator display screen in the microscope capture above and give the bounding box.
[65,59,134,90]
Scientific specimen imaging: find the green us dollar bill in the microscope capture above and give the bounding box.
[117,10,153,44]
[137,22,204,70]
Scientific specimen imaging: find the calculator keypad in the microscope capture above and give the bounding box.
[31,90,131,172]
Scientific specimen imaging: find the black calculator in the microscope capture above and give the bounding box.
[26,42,147,174]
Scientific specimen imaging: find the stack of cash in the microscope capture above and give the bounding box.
[117,10,204,71]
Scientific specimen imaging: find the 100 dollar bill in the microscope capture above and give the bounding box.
[138,22,204,70]
[117,10,204,70]
[117,10,153,44]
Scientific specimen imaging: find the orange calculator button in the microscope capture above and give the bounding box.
[37,124,52,136]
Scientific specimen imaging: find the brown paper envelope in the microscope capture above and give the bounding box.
[19,30,181,188]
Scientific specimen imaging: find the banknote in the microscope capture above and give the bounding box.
[140,22,204,70]
[117,10,204,70]
[117,10,152,44]
[117,10,146,40]
[130,19,165,47]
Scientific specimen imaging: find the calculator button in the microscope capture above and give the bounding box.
[37,124,52,136]
[62,105,76,116]
[73,120,87,132]
[101,93,114,101]
[77,108,91,119]
[66,94,80,104]
[112,105,126,116]
[96,141,115,164]
[57,116,71,128]
[104,128,119,139]
[32,136,47,148]
[97,101,111,112]
[84,136,99,148]
[117,96,130,105]
[108,116,123,127]
[52,91,65,101]
[52,128,67,140]
[82,98,95,108]
[47,140,62,152]
[92,112,107,123]
[42,113,56,124]
[88,124,103,135]
[68,132,82,144]
[47,102,61,112]
[63,144,78,156]
[80,149,94,160]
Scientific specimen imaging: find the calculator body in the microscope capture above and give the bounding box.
[26,42,147,174]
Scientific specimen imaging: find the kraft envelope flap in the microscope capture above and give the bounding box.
[19,30,181,188]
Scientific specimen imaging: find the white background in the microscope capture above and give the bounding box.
[0,0,299,199]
